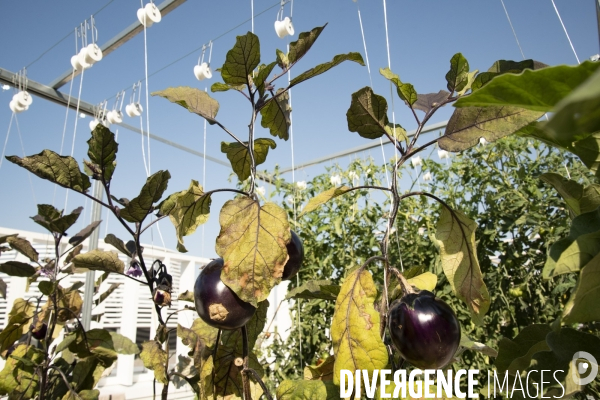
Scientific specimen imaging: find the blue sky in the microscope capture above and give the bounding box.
[0,0,598,258]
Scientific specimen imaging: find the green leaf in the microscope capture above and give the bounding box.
[221,31,260,86]
[62,389,100,400]
[0,261,36,277]
[290,52,365,88]
[86,124,118,182]
[0,234,17,245]
[152,87,220,123]
[38,281,55,296]
[544,207,600,278]
[6,149,90,193]
[562,252,600,323]
[567,133,600,177]
[254,61,277,98]
[413,90,451,114]
[140,341,168,384]
[407,271,437,291]
[385,123,407,142]
[455,61,600,111]
[72,250,125,274]
[346,87,390,140]
[162,180,211,253]
[304,355,335,380]
[56,332,78,353]
[432,207,490,324]
[277,379,339,400]
[109,332,140,355]
[495,324,552,375]
[69,220,102,246]
[65,244,83,265]
[445,53,470,93]
[471,59,547,92]
[379,67,418,106]
[276,48,289,69]
[260,88,291,140]
[216,197,289,306]
[178,290,195,303]
[31,204,82,234]
[103,234,132,257]
[119,170,171,223]
[439,106,544,152]
[545,67,600,144]
[285,280,340,301]
[459,334,498,357]
[0,300,35,353]
[301,186,352,216]
[540,173,600,216]
[221,139,276,182]
[70,356,105,393]
[7,236,38,262]
[210,81,245,93]
[331,268,388,386]
[456,70,479,96]
[288,25,326,65]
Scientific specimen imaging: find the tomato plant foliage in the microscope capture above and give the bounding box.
[2,22,600,400]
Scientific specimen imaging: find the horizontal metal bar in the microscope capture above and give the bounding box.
[49,0,186,89]
[278,120,449,174]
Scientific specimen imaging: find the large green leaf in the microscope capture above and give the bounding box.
[445,52,470,93]
[210,82,245,93]
[7,236,38,262]
[379,67,418,106]
[439,106,544,152]
[288,25,326,66]
[331,268,388,386]
[285,279,340,301]
[471,59,547,92]
[540,173,600,216]
[103,234,132,257]
[290,52,364,88]
[140,341,168,384]
[0,344,44,397]
[432,207,490,324]
[0,261,36,277]
[568,133,600,176]
[455,61,600,111]
[221,139,276,182]
[70,356,105,393]
[562,252,600,323]
[277,380,339,400]
[301,186,352,216]
[86,124,118,182]
[6,149,90,193]
[495,324,552,375]
[544,207,600,278]
[31,204,82,234]
[162,180,212,253]
[545,67,600,142]
[221,31,260,86]
[346,87,390,140]
[109,332,140,355]
[72,250,125,274]
[260,88,291,140]
[152,87,220,124]
[119,170,171,223]
[216,197,289,306]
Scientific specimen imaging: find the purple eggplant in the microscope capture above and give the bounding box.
[281,230,304,281]
[194,258,256,330]
[388,290,461,369]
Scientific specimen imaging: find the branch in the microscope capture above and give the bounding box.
[243,367,274,400]
[212,119,246,146]
[139,215,170,236]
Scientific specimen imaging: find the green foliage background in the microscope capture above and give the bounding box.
[257,135,599,394]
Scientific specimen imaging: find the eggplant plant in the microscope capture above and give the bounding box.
[2,20,600,399]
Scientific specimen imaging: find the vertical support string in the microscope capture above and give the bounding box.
[0,113,15,171]
[64,68,86,211]
[550,0,581,64]
[499,0,526,60]
[14,115,37,204]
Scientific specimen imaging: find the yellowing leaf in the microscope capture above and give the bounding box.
[301,186,352,216]
[221,139,276,182]
[277,379,339,399]
[140,341,168,384]
[152,86,219,123]
[432,207,490,325]
[216,198,289,305]
[72,250,125,274]
[407,272,437,291]
[562,252,600,324]
[331,268,388,386]
[0,344,43,397]
[540,173,600,216]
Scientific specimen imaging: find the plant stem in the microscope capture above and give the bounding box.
[240,325,252,400]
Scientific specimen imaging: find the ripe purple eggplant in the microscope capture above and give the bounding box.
[388,290,461,369]
[281,230,304,281]
[194,258,256,330]
[31,323,47,340]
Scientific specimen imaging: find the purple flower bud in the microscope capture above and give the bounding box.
[126,260,143,278]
